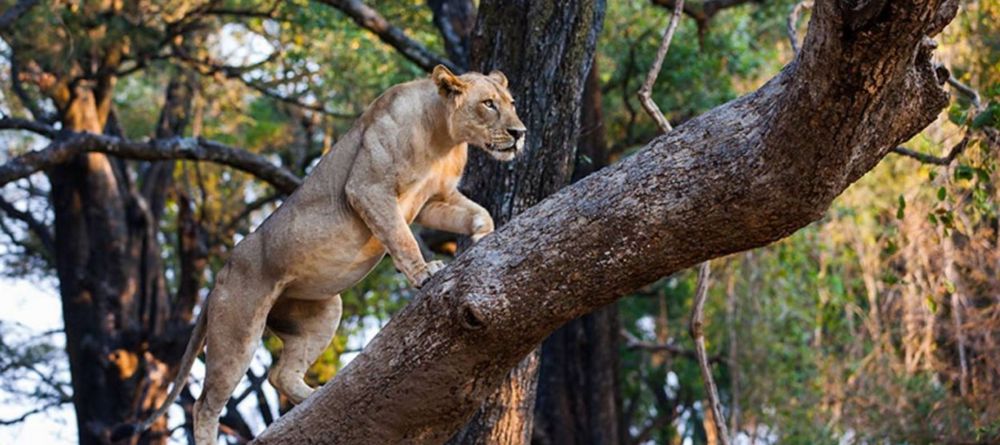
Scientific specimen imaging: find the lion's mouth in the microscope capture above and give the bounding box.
[486,142,517,153]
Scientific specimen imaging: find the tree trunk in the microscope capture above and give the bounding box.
[50,70,197,444]
[447,1,606,444]
[251,1,958,443]
[532,61,623,445]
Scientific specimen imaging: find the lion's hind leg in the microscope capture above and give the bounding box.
[194,271,286,445]
[267,295,343,404]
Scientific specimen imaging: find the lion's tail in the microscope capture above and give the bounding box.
[110,302,209,441]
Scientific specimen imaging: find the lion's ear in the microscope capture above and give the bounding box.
[432,65,468,97]
[488,70,508,88]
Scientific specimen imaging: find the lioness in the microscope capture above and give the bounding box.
[126,65,526,445]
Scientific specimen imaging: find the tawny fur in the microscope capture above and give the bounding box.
[132,66,526,445]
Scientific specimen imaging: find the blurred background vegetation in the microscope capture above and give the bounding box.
[0,0,997,444]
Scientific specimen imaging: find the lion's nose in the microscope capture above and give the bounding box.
[507,127,526,140]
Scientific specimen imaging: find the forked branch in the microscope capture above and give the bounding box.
[637,0,685,133]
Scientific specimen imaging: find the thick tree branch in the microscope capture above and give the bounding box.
[0,0,38,30]
[0,131,302,194]
[315,0,459,73]
[252,1,959,443]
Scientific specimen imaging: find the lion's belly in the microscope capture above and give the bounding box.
[281,235,386,300]
[259,203,388,301]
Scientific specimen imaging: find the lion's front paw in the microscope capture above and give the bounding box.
[412,260,446,288]
[470,215,494,243]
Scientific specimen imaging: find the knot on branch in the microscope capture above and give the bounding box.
[458,294,487,331]
[454,293,508,333]
[458,301,486,330]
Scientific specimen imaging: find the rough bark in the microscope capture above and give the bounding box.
[45,64,205,445]
[251,0,957,443]
[532,61,623,445]
[447,1,606,444]
[427,0,477,70]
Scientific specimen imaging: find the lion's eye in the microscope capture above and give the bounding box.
[483,99,496,110]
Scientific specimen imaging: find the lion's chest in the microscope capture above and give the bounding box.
[397,151,465,222]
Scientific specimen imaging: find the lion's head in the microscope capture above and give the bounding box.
[432,65,527,161]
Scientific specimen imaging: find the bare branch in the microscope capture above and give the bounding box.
[172,51,358,119]
[8,52,55,123]
[0,195,54,256]
[621,329,724,364]
[220,192,281,235]
[0,0,39,30]
[946,74,982,110]
[689,262,731,445]
[0,131,302,194]
[787,1,813,55]
[0,116,59,138]
[315,0,459,73]
[0,398,70,426]
[637,0,685,133]
[637,5,728,443]
[891,134,970,165]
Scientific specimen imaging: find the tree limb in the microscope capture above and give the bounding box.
[169,50,359,119]
[689,262,730,445]
[0,398,70,426]
[315,0,459,73]
[636,6,729,442]
[621,329,724,364]
[0,0,39,30]
[252,1,960,443]
[0,116,59,138]
[0,195,54,256]
[0,131,302,194]
[788,1,814,55]
[637,0,686,133]
[891,134,970,165]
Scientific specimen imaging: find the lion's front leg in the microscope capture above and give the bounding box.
[416,191,495,243]
[346,139,438,287]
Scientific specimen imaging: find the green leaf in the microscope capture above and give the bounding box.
[954,165,975,181]
[925,295,938,313]
[937,186,947,201]
[971,101,1000,130]
[896,194,906,219]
